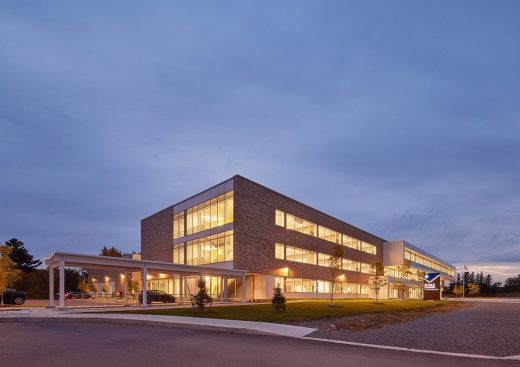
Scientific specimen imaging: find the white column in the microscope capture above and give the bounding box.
[48,266,55,308]
[123,269,128,306]
[141,266,148,308]
[179,274,184,304]
[220,277,225,303]
[59,259,65,309]
[241,273,246,304]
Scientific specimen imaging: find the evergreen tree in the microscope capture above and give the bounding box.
[484,274,493,288]
[5,238,42,272]
[271,283,286,312]
[100,246,127,257]
[194,278,212,312]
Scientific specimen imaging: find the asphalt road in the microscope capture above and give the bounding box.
[1,321,517,367]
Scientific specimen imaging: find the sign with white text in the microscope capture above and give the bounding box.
[423,272,441,301]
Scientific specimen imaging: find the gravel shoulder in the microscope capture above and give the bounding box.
[300,302,520,357]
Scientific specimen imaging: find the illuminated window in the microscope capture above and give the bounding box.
[404,248,454,276]
[186,191,233,235]
[317,253,330,267]
[173,212,185,239]
[275,210,285,227]
[173,244,185,264]
[318,225,341,244]
[275,209,375,254]
[186,230,233,265]
[275,243,285,259]
[342,259,360,272]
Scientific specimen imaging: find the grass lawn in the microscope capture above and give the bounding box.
[114,299,453,323]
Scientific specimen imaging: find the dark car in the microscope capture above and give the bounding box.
[54,292,94,300]
[65,292,93,300]
[2,288,26,305]
[138,290,175,305]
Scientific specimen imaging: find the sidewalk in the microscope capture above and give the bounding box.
[0,307,316,338]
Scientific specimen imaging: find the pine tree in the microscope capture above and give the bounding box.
[5,238,41,272]
[194,278,212,312]
[271,283,286,312]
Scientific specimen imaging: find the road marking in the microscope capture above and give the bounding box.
[302,337,512,360]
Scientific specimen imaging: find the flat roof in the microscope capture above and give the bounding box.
[45,251,247,277]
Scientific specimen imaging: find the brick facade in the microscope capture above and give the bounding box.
[141,206,173,262]
[233,176,384,284]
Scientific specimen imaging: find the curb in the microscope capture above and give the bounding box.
[0,317,282,336]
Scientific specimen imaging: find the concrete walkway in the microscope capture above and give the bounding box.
[0,307,316,338]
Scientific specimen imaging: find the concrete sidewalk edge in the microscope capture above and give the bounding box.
[0,317,282,336]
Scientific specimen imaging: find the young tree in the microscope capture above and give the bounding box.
[396,260,413,300]
[415,270,426,300]
[194,278,212,312]
[271,283,286,312]
[5,238,42,272]
[468,283,480,297]
[368,262,386,303]
[128,278,138,294]
[328,244,344,306]
[102,283,109,294]
[0,245,22,305]
[77,279,89,294]
[453,285,464,297]
[89,281,99,294]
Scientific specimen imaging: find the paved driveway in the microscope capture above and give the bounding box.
[1,321,517,367]
[309,302,520,357]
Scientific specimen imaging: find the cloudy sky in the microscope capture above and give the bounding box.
[1,1,519,281]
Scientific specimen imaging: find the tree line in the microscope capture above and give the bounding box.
[448,270,520,296]
[0,238,133,299]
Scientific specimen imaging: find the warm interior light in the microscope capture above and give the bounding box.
[159,273,166,278]
[120,273,125,278]
[146,275,152,280]
[104,276,110,281]
[282,267,289,276]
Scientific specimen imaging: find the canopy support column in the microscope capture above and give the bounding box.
[179,274,184,304]
[123,269,128,306]
[241,273,246,304]
[141,266,148,308]
[47,266,55,308]
[59,259,65,309]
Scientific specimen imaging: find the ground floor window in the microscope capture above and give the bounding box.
[276,277,370,295]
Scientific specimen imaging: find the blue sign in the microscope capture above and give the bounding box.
[424,273,441,283]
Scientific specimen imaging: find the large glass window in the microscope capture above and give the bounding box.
[186,230,233,265]
[173,212,185,239]
[275,209,285,227]
[285,213,317,237]
[404,248,454,276]
[318,225,341,244]
[275,209,376,254]
[173,244,185,264]
[186,191,233,235]
[342,259,360,272]
[281,277,366,294]
[361,241,376,255]
[275,243,285,259]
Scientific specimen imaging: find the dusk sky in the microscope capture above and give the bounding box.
[1,1,519,281]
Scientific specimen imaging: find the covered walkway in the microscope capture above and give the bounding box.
[45,252,248,309]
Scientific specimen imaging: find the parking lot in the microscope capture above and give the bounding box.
[309,300,520,357]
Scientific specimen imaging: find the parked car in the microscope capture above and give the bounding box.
[138,290,175,305]
[53,292,94,300]
[2,288,26,305]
